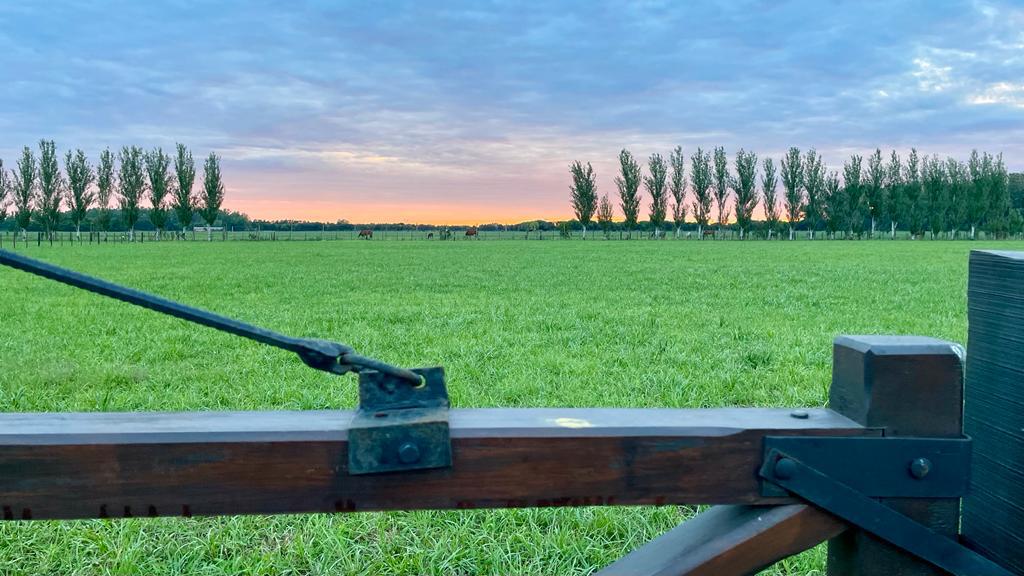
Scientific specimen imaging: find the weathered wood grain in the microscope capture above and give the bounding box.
[0,407,871,520]
[597,504,847,576]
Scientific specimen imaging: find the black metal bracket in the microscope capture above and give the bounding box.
[759,436,972,498]
[759,435,1013,576]
[347,366,452,475]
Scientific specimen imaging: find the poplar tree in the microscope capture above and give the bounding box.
[945,158,968,239]
[145,148,172,240]
[13,147,36,239]
[904,149,924,238]
[65,149,95,240]
[95,149,115,233]
[597,194,614,238]
[669,146,686,238]
[803,149,825,240]
[200,152,225,241]
[987,154,1011,238]
[884,151,903,239]
[173,143,196,235]
[645,153,668,238]
[36,140,63,240]
[118,146,146,241]
[761,157,780,239]
[843,154,866,237]
[615,149,642,239]
[0,160,8,224]
[822,171,845,238]
[967,150,988,239]
[864,149,885,238]
[922,155,947,239]
[569,160,597,239]
[690,148,713,238]
[731,149,758,240]
[712,147,730,234]
[781,147,803,239]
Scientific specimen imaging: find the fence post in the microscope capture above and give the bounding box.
[827,335,964,575]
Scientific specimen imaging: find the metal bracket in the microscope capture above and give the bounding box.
[759,436,972,498]
[347,366,452,475]
[759,436,1013,576]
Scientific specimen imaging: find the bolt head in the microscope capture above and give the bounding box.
[909,457,932,479]
[774,458,797,480]
[398,442,421,464]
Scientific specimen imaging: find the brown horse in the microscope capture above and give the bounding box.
[465,227,479,239]
[358,229,373,239]
[427,232,434,239]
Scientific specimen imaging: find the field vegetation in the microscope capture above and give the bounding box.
[0,239,1015,575]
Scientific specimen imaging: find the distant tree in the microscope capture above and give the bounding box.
[0,159,8,224]
[1009,172,1024,211]
[904,148,924,238]
[803,149,825,240]
[145,148,173,240]
[1010,208,1024,238]
[760,157,780,239]
[64,149,95,240]
[843,154,866,238]
[569,160,597,239]
[945,158,968,239]
[95,148,116,233]
[712,147,730,234]
[987,153,1011,238]
[669,146,686,238]
[12,147,36,239]
[884,151,903,239]
[690,148,713,238]
[645,153,668,238]
[597,193,614,239]
[36,140,63,240]
[781,147,803,239]
[967,150,988,239]
[822,170,845,238]
[200,152,225,240]
[615,149,642,239]
[118,145,146,241]
[732,149,758,239]
[922,155,947,239]
[864,148,885,238]
[173,143,196,234]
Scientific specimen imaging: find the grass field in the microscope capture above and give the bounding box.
[0,239,1017,575]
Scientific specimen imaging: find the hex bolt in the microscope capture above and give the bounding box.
[790,410,809,419]
[909,457,932,479]
[398,442,421,464]
[774,457,797,480]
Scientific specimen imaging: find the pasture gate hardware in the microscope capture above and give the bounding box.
[3,248,1024,576]
[0,249,452,475]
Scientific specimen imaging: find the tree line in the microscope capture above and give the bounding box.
[0,141,226,241]
[570,147,1019,240]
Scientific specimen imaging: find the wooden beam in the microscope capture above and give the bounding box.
[596,504,847,576]
[0,407,872,521]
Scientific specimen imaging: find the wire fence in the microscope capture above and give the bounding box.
[0,228,1018,250]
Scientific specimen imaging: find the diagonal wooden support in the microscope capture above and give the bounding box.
[596,504,847,576]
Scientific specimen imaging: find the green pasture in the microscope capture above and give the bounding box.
[0,239,1016,575]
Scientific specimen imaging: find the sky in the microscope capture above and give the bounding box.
[1,1,1023,224]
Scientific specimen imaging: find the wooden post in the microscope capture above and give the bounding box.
[961,250,1024,574]
[827,335,964,575]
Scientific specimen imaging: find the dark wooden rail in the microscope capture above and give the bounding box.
[0,407,868,520]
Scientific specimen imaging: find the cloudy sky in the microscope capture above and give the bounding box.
[1,1,1022,224]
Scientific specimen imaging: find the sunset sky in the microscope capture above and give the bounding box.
[1,1,1023,224]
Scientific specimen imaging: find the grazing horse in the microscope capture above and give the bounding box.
[358,229,373,239]
[427,232,434,239]
[702,229,716,239]
[465,227,479,239]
